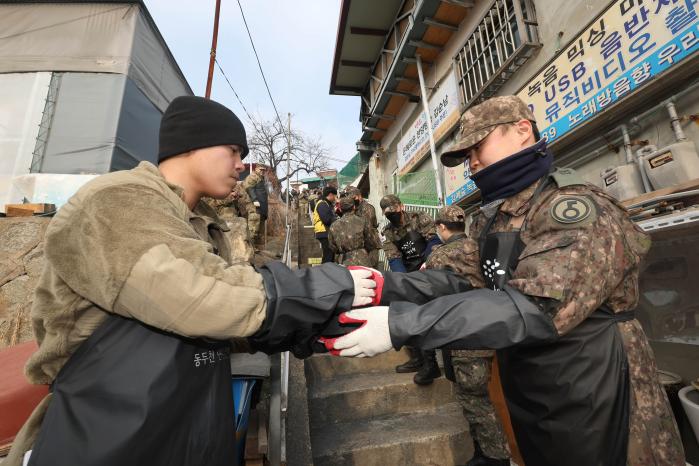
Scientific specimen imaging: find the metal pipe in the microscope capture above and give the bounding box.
[559,78,699,166]
[415,54,445,206]
[204,0,222,99]
[620,124,634,164]
[666,101,687,142]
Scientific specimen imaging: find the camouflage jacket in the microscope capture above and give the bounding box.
[470,176,684,466]
[381,211,436,261]
[208,183,256,220]
[328,213,381,267]
[423,233,491,358]
[424,233,483,287]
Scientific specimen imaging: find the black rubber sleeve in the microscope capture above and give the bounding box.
[249,261,355,358]
[380,269,474,305]
[388,285,558,351]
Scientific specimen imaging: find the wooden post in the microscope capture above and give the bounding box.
[205,0,222,99]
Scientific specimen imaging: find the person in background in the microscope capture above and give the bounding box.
[380,194,442,385]
[344,186,380,267]
[423,205,511,466]
[313,186,338,263]
[328,196,381,267]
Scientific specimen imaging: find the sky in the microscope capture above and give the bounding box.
[143,0,361,174]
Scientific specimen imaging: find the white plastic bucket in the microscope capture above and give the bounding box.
[678,385,699,445]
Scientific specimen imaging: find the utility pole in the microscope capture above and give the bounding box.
[415,54,445,206]
[286,113,291,228]
[205,0,222,98]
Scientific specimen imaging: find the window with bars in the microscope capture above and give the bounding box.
[454,0,541,108]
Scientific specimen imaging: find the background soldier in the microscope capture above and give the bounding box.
[344,186,380,267]
[313,186,338,263]
[328,196,381,266]
[380,194,442,385]
[423,205,510,466]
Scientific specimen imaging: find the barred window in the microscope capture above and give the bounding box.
[455,0,541,107]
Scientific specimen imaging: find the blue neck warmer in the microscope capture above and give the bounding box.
[470,139,552,204]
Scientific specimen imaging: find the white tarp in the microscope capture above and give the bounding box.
[0,3,192,112]
[0,72,51,211]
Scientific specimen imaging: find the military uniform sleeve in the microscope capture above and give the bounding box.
[45,184,267,341]
[364,218,381,251]
[368,203,378,228]
[381,227,402,261]
[509,187,649,336]
[328,224,339,253]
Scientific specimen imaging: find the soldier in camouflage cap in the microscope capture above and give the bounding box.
[327,196,380,267]
[440,95,536,168]
[379,193,443,385]
[344,186,380,267]
[425,204,511,465]
[333,95,684,465]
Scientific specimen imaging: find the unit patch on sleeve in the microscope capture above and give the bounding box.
[550,196,595,225]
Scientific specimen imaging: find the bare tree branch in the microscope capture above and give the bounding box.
[248,114,331,190]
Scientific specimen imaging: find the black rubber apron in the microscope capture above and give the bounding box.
[479,177,632,466]
[395,230,427,272]
[28,315,235,466]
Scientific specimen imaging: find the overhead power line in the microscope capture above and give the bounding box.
[214,58,254,122]
[236,0,285,131]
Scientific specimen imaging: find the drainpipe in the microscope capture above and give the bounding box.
[415,54,445,206]
[620,124,634,164]
[666,101,687,142]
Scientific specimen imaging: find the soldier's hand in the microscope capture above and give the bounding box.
[349,268,376,307]
[332,307,391,357]
[348,266,383,305]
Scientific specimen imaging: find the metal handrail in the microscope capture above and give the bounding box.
[269,222,293,465]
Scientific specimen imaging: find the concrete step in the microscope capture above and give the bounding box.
[305,349,410,383]
[309,370,455,427]
[311,403,472,466]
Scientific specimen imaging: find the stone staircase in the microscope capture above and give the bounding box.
[305,349,473,465]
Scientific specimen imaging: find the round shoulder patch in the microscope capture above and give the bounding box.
[550,196,593,224]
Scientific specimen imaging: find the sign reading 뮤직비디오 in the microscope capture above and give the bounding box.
[517,0,699,143]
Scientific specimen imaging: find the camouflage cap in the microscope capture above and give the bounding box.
[344,186,361,197]
[379,194,402,212]
[339,196,355,212]
[436,205,465,224]
[441,95,536,167]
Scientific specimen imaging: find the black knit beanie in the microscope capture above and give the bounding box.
[158,96,249,163]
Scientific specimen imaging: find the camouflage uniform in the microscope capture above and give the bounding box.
[439,96,683,465]
[467,178,684,465]
[423,206,510,460]
[380,195,436,264]
[328,197,381,266]
[345,186,380,267]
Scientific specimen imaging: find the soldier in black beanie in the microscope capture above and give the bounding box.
[7,94,379,466]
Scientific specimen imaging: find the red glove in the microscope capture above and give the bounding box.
[317,312,367,355]
[347,266,384,306]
